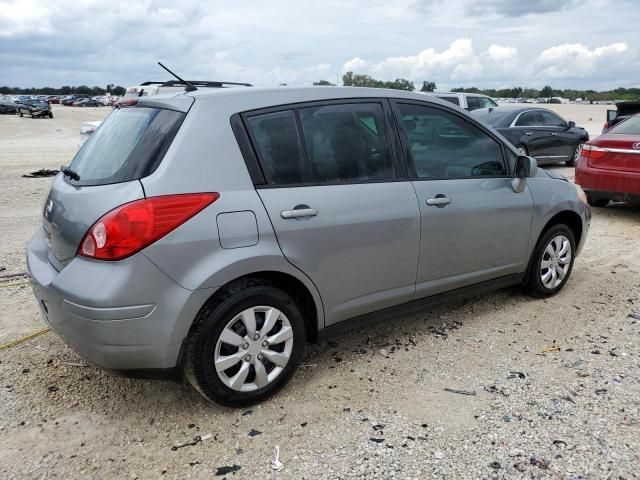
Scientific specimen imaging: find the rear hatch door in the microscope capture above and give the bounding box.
[43,103,189,268]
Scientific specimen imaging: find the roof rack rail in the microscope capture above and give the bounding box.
[159,80,253,88]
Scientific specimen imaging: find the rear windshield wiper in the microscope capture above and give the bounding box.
[60,165,80,181]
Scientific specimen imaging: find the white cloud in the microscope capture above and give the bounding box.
[486,45,518,62]
[0,0,638,90]
[536,42,630,79]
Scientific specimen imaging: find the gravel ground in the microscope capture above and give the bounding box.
[1,105,639,479]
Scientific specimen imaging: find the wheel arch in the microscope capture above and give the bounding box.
[539,210,583,248]
[180,270,323,351]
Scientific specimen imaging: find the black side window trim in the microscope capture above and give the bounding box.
[389,99,512,180]
[237,98,408,188]
[230,113,266,185]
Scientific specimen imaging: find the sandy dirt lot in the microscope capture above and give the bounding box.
[1,104,639,479]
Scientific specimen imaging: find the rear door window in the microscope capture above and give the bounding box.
[69,107,185,186]
[298,103,395,182]
[515,111,541,127]
[245,102,396,185]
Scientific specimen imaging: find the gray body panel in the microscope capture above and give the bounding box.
[257,183,420,325]
[26,86,590,371]
[412,178,533,297]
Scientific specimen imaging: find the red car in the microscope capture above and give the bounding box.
[575,113,640,206]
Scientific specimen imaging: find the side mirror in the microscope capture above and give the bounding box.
[515,155,537,178]
[607,109,617,123]
[512,155,537,192]
[567,121,576,129]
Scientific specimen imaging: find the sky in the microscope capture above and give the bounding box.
[1,0,639,91]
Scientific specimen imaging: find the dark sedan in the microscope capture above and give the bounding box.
[0,99,18,114]
[16,99,53,118]
[472,107,589,166]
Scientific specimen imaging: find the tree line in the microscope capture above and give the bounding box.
[0,84,127,96]
[312,73,640,101]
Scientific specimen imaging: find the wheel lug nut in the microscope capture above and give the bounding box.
[244,354,251,362]
[261,340,268,347]
[242,343,249,349]
[257,354,263,361]
[254,333,260,341]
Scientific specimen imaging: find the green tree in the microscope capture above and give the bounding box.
[540,85,554,99]
[342,72,414,90]
[313,80,335,86]
[111,85,126,96]
[420,81,436,92]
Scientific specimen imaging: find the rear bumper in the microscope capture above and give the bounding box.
[26,228,214,370]
[575,156,640,201]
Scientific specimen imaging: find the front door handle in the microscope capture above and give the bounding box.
[524,132,533,135]
[281,207,318,219]
[426,196,451,208]
[550,132,558,136]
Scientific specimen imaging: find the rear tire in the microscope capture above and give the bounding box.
[18,110,23,117]
[185,280,306,407]
[566,143,583,167]
[523,224,576,298]
[48,111,53,118]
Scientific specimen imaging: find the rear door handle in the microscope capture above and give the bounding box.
[426,196,451,207]
[550,132,558,136]
[281,208,318,219]
[524,132,533,135]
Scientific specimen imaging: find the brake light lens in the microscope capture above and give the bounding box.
[602,122,609,133]
[79,193,219,261]
[581,144,609,159]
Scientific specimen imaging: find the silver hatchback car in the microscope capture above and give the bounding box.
[27,87,590,406]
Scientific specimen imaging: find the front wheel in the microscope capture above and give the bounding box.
[523,224,576,298]
[18,110,23,117]
[185,280,306,406]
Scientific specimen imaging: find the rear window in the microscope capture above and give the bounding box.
[68,107,185,186]
[609,115,640,134]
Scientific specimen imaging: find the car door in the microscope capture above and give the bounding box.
[538,110,575,158]
[243,101,421,326]
[392,100,533,298]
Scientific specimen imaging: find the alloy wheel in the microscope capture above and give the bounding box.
[540,235,572,289]
[573,143,583,161]
[214,306,294,392]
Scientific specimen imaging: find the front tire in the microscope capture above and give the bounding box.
[185,280,306,406]
[523,224,576,298]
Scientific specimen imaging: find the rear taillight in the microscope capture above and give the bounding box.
[602,122,609,133]
[581,144,609,159]
[79,193,219,261]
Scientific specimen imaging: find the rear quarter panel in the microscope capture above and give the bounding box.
[139,96,326,331]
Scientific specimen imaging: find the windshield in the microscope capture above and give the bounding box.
[68,107,185,186]
[608,115,640,135]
